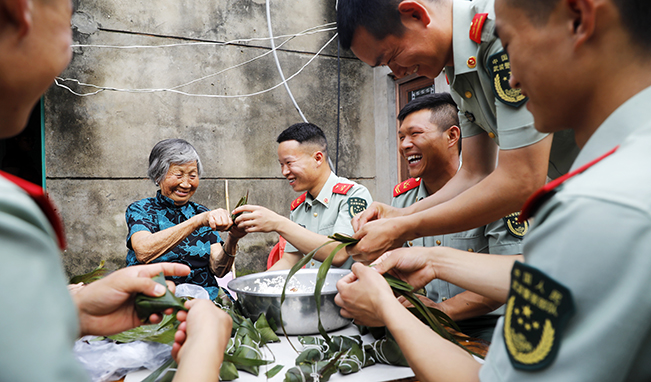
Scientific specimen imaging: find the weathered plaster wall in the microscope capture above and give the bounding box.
[47,0,377,277]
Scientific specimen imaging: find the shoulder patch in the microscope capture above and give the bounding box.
[393,178,421,197]
[504,262,575,371]
[290,192,307,211]
[348,197,368,218]
[503,212,529,238]
[469,13,489,44]
[488,51,527,107]
[332,183,354,195]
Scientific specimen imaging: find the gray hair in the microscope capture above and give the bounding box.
[147,139,203,185]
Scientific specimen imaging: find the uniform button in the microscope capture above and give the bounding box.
[441,297,448,301]
[488,132,496,139]
[436,240,441,245]
[465,91,472,99]
[311,261,315,267]
[408,241,413,246]
[467,56,477,69]
[468,248,474,252]
[313,212,318,217]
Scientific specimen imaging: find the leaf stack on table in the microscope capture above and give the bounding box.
[75,230,488,382]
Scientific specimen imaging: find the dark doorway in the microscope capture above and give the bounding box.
[0,100,43,186]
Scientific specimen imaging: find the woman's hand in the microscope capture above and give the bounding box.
[74,263,191,337]
[200,208,233,231]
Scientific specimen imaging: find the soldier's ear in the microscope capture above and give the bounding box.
[397,1,431,28]
[0,0,33,38]
[564,0,597,51]
[313,151,325,165]
[447,125,461,148]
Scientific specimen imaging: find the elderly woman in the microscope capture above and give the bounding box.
[125,139,245,300]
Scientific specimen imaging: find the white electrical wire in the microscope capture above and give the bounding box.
[71,23,335,49]
[266,0,307,122]
[55,33,337,98]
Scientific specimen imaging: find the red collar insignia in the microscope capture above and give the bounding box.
[290,192,307,211]
[519,146,618,222]
[332,183,354,195]
[0,170,66,250]
[470,13,489,44]
[393,178,421,197]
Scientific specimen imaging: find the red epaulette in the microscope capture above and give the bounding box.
[393,178,421,197]
[290,192,307,211]
[332,183,354,195]
[519,146,619,222]
[469,13,489,44]
[0,170,66,250]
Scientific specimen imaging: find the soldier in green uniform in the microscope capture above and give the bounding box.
[335,0,651,380]
[336,0,579,262]
[391,92,523,341]
[233,122,373,270]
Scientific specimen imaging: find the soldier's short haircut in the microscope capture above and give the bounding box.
[506,0,651,52]
[277,122,328,156]
[336,0,405,50]
[398,92,462,154]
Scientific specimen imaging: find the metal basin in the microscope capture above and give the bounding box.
[227,269,352,335]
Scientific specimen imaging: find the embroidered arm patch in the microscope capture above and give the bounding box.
[348,197,368,218]
[488,51,527,107]
[504,212,529,238]
[504,262,575,371]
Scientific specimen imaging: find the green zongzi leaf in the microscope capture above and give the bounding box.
[69,260,108,284]
[266,364,284,378]
[255,313,280,343]
[219,361,239,381]
[230,190,249,221]
[134,272,187,321]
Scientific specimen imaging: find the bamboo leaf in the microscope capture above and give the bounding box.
[265,364,284,378]
[230,190,249,221]
[220,361,239,381]
[69,260,108,284]
[107,314,179,345]
[134,272,187,321]
[279,240,334,351]
[315,241,353,344]
[141,358,176,382]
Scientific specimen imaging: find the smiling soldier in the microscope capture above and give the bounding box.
[391,93,524,342]
[233,122,373,270]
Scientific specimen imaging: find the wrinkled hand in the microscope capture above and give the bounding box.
[351,202,405,232]
[233,204,283,233]
[371,247,440,291]
[74,263,191,337]
[228,220,248,240]
[172,299,232,362]
[347,217,409,264]
[201,209,233,231]
[335,263,398,327]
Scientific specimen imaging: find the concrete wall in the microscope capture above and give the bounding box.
[47,0,378,278]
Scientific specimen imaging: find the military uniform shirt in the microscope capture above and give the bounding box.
[479,86,651,381]
[447,0,578,178]
[391,178,522,304]
[285,171,373,269]
[0,176,89,381]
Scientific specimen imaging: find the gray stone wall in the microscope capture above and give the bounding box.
[47,0,377,278]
